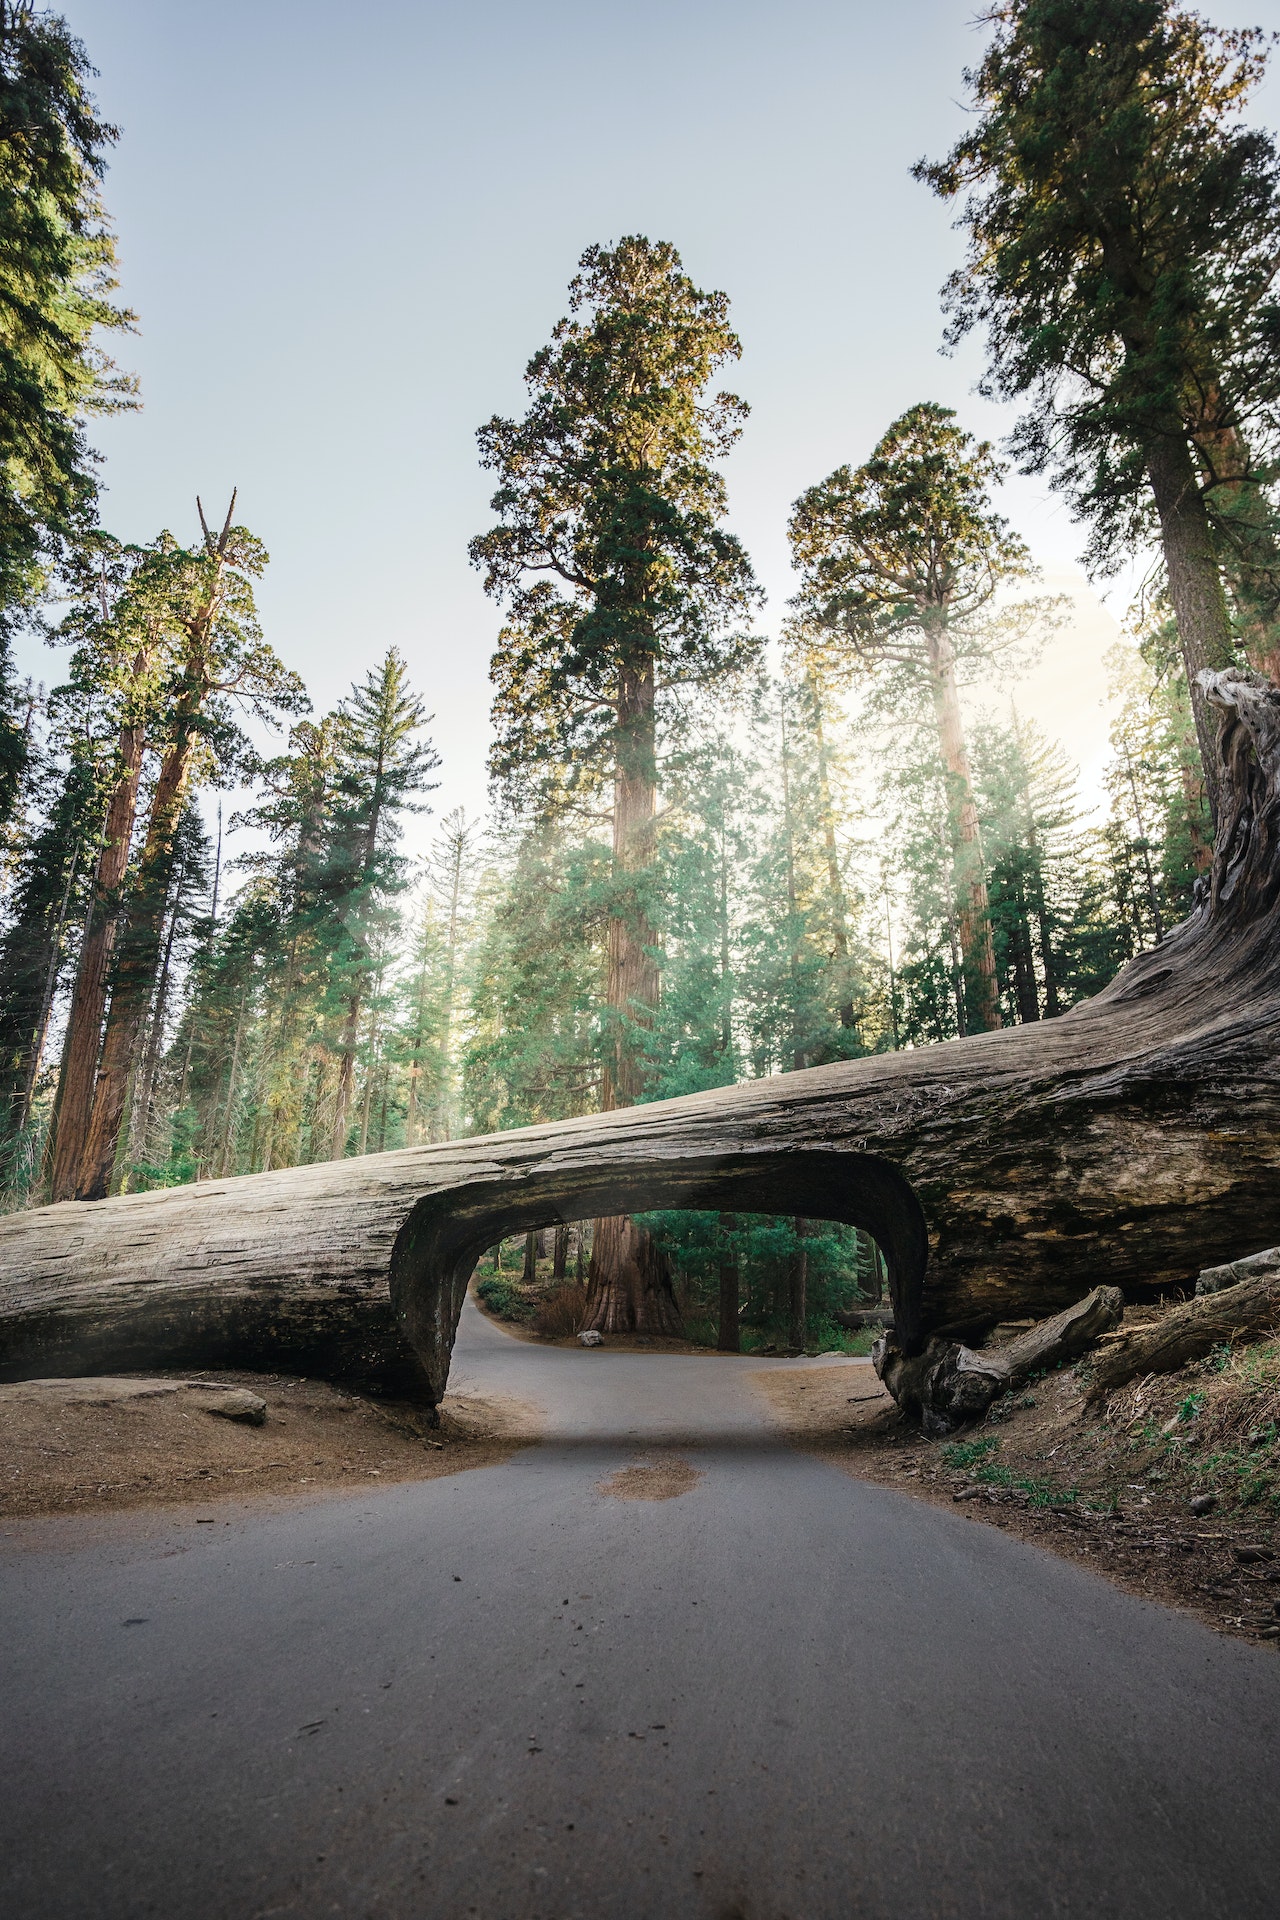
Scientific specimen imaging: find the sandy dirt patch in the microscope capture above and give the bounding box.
[597,1456,703,1501]
[0,1370,540,1520]
[749,1360,890,1439]
[752,1359,1280,1644]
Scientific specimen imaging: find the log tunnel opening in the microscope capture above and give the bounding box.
[388,1151,930,1405]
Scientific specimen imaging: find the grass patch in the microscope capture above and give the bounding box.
[1104,1333,1280,1515]
[941,1433,1077,1506]
[941,1435,1000,1471]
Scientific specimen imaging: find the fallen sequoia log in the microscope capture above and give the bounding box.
[0,668,1278,1413]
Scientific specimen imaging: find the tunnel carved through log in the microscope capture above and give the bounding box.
[0,668,1277,1408]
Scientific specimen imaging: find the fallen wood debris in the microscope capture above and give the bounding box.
[1195,1246,1280,1295]
[1084,1267,1280,1400]
[873,1286,1125,1433]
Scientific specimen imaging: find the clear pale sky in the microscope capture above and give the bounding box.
[25,0,1280,837]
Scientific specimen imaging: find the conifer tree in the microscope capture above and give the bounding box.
[1101,625,1213,940]
[46,534,170,1200]
[739,680,871,1071]
[119,805,209,1186]
[470,236,761,1331]
[462,824,606,1135]
[402,808,480,1143]
[645,731,757,1097]
[0,722,98,1166]
[790,404,1047,1032]
[916,0,1280,807]
[68,501,306,1199]
[397,893,451,1148]
[324,649,438,1158]
[0,2,135,828]
[973,718,1080,1021]
[224,717,338,1170]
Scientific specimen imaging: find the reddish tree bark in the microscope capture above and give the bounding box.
[584,657,681,1336]
[1145,432,1238,821]
[48,659,151,1202]
[76,723,199,1198]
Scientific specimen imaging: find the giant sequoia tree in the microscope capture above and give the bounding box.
[789,404,1044,1033]
[470,236,761,1331]
[916,0,1280,812]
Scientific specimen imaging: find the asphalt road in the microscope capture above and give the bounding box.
[2,1301,1278,1920]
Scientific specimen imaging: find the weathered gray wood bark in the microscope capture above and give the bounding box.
[1,668,1278,1409]
[1194,1246,1280,1295]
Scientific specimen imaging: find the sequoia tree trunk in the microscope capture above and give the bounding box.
[585,655,681,1336]
[585,1214,680,1337]
[600,657,660,1107]
[2,671,1277,1414]
[1145,432,1238,822]
[48,703,147,1201]
[76,728,198,1200]
[1191,406,1280,688]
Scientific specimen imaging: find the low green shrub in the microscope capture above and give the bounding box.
[476,1275,527,1321]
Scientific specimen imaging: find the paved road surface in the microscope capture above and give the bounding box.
[2,1300,1278,1919]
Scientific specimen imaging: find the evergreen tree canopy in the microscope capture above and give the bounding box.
[788,402,1034,684]
[327,648,438,899]
[0,3,134,830]
[0,1,134,615]
[915,0,1280,787]
[789,403,1048,1032]
[471,235,762,811]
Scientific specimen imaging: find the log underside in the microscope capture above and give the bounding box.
[0,670,1277,1409]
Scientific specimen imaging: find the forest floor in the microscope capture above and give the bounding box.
[0,1370,540,1520]
[754,1317,1280,1645]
